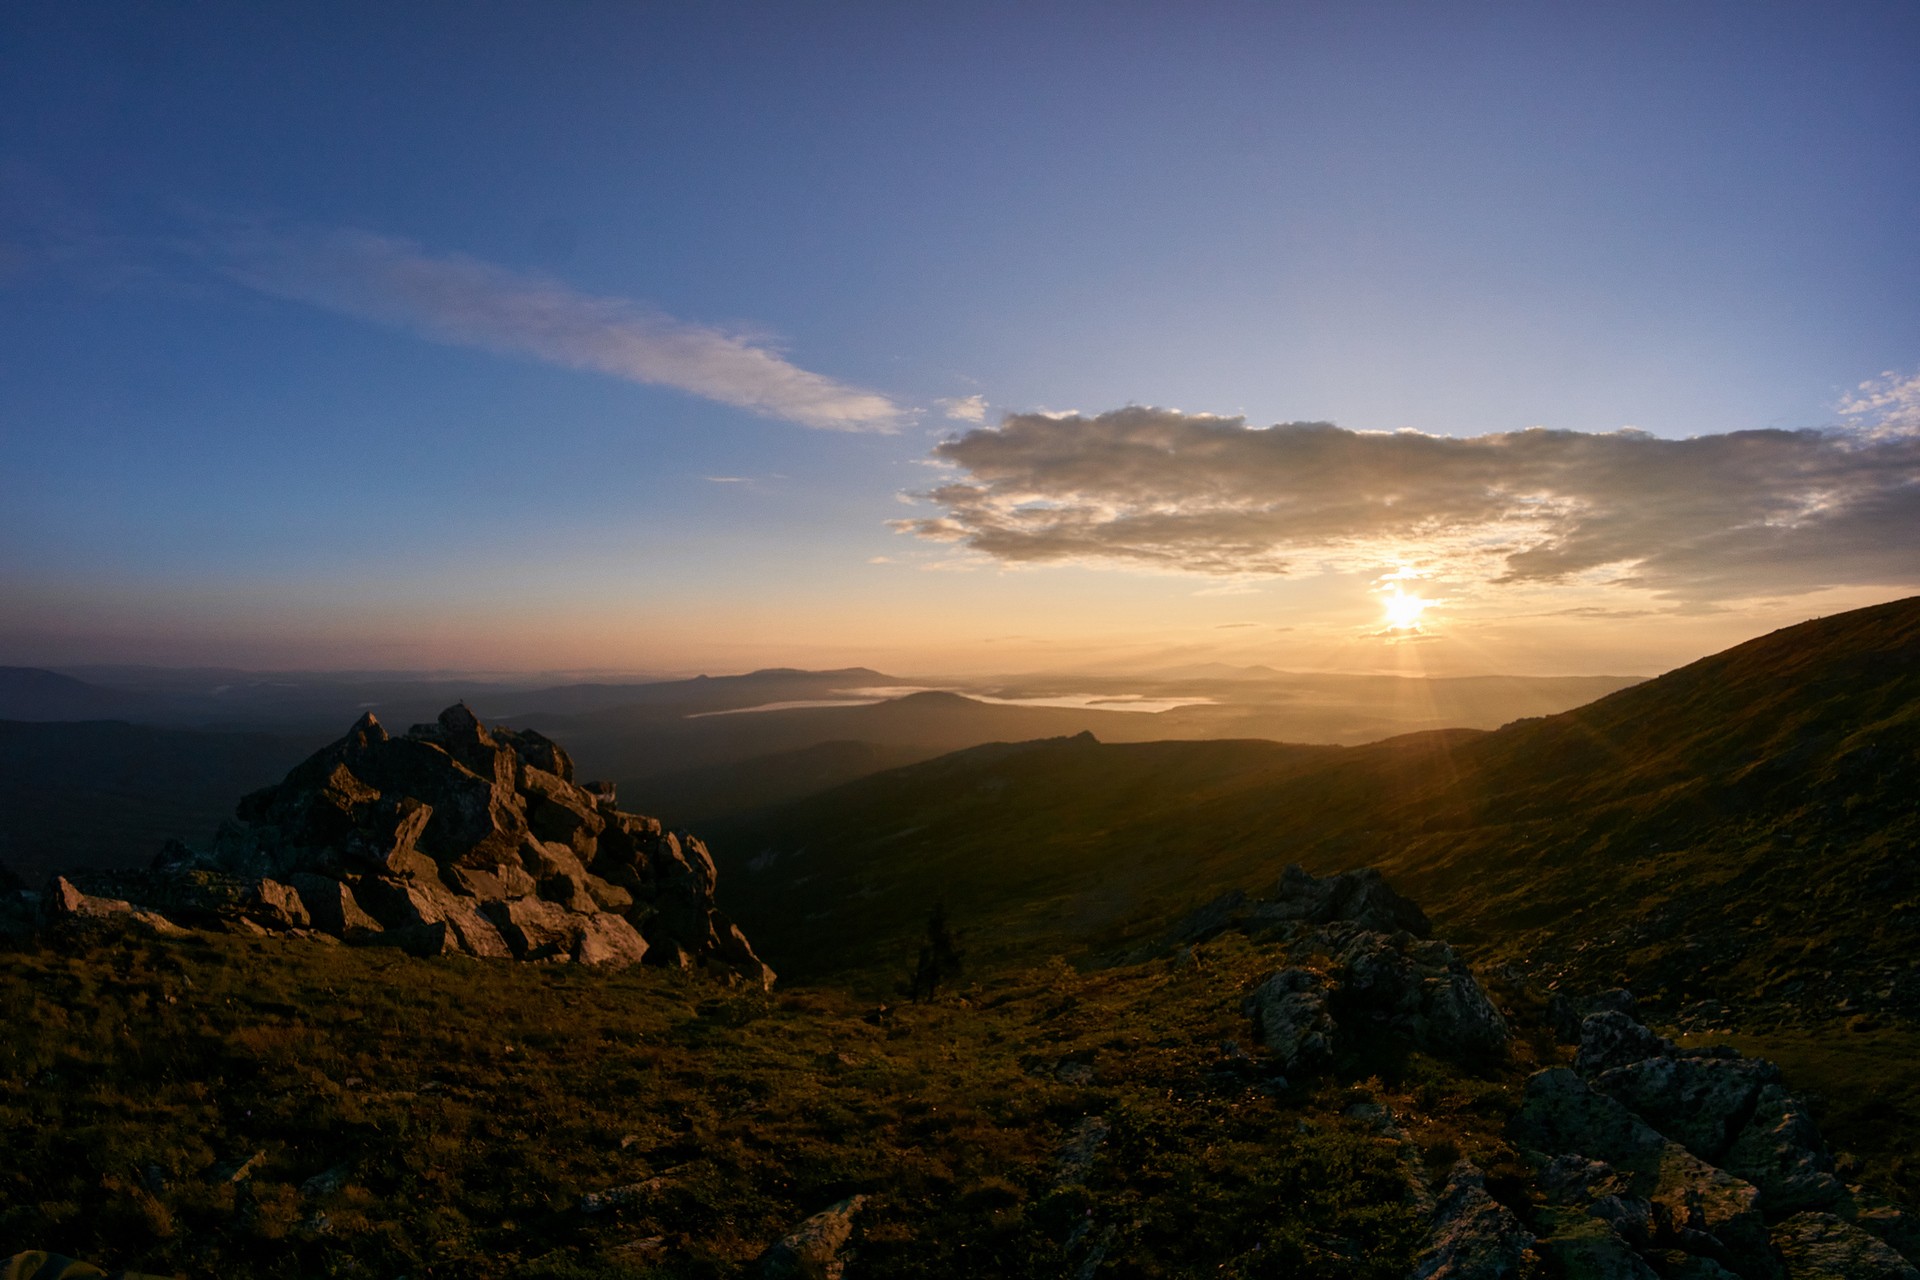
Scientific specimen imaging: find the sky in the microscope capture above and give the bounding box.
[2,1,1917,678]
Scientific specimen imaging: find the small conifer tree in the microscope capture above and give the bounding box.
[905,900,965,1001]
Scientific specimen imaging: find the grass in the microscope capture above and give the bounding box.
[0,925,1547,1278]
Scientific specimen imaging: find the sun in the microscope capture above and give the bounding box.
[1381,590,1430,630]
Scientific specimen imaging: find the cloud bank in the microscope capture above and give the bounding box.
[897,407,1920,600]
[215,226,906,432]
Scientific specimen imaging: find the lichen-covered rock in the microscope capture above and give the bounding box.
[1771,1211,1920,1280]
[1327,925,1509,1057]
[1590,1055,1779,1165]
[1513,1069,1669,1170]
[1173,864,1431,945]
[1242,968,1336,1071]
[754,1194,868,1280]
[1721,1084,1844,1215]
[1409,1161,1537,1279]
[1513,1068,1778,1278]
[1576,1012,1680,1074]
[1532,1208,1659,1279]
[1262,863,1433,936]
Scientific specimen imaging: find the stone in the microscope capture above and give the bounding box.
[1328,926,1509,1056]
[1577,1011,1680,1074]
[1264,863,1432,936]
[571,911,650,966]
[1854,1203,1920,1263]
[1590,1055,1779,1164]
[1409,1161,1537,1279]
[299,1163,354,1197]
[754,1194,869,1280]
[1172,889,1249,943]
[288,873,382,937]
[482,896,585,961]
[522,766,605,856]
[1721,1084,1845,1214]
[1771,1211,1920,1280]
[1242,968,1336,1071]
[1055,1116,1110,1186]
[1533,1208,1659,1279]
[1512,1070,1774,1278]
[248,878,311,929]
[1538,1155,1634,1206]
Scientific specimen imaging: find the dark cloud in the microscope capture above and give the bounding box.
[896,407,1920,600]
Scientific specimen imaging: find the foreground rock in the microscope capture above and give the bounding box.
[26,705,772,985]
[1237,866,1509,1072]
[1513,1003,1916,1279]
[1409,1162,1538,1279]
[754,1195,868,1280]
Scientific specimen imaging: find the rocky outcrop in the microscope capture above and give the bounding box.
[1243,967,1336,1072]
[1237,867,1508,1072]
[1513,1004,1910,1279]
[754,1195,868,1280]
[1409,1162,1538,1279]
[1178,863,1433,944]
[1771,1212,1920,1280]
[37,705,772,986]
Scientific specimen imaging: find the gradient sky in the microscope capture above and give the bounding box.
[3,2,1917,677]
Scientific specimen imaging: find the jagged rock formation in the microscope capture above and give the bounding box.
[1232,866,1509,1073]
[28,705,772,986]
[1515,1005,1920,1279]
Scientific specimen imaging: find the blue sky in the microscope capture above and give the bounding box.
[3,2,1917,674]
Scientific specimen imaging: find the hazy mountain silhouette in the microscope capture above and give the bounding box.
[711,597,1920,1010]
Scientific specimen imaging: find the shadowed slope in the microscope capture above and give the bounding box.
[711,597,1920,1016]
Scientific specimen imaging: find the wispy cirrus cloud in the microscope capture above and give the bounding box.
[211,225,907,432]
[895,405,1920,601]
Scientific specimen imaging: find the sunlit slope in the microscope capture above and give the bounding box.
[709,596,1920,1013]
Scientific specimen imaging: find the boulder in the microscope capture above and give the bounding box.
[1577,1011,1681,1074]
[754,1194,869,1280]
[1590,1055,1779,1165]
[1513,1069,1776,1278]
[482,896,584,961]
[1328,926,1508,1056]
[1409,1161,1536,1279]
[1242,968,1336,1072]
[571,911,649,966]
[1721,1085,1844,1215]
[247,878,311,929]
[288,874,383,938]
[1262,863,1433,936]
[1770,1212,1920,1280]
[1532,1208,1659,1279]
[1854,1204,1920,1264]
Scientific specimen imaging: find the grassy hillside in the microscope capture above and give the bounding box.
[709,597,1920,1025]
[0,925,1535,1279]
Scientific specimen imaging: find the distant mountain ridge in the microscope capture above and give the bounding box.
[0,656,1643,883]
[0,667,154,722]
[711,596,1920,1023]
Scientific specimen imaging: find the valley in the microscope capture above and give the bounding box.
[2,598,1917,1278]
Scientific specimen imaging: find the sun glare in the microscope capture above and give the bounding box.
[1382,590,1430,630]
